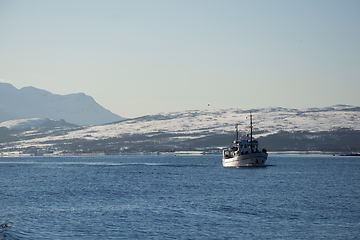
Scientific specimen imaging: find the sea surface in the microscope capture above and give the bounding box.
[0,154,359,239]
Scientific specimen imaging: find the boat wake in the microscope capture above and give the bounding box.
[234,164,268,168]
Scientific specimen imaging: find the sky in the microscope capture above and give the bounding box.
[0,0,359,118]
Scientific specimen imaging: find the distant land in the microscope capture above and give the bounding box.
[0,104,359,156]
[0,82,124,126]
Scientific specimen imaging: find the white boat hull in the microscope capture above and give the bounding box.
[222,152,268,167]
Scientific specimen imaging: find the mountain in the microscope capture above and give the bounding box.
[0,83,124,125]
[0,105,359,155]
[0,118,78,130]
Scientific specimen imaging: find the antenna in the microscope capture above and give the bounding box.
[250,112,253,153]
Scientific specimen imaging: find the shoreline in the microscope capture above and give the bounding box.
[1,150,357,157]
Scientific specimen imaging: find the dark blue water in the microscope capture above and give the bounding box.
[1,155,359,239]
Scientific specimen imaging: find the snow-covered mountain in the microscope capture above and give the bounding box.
[77,104,360,139]
[1,105,359,154]
[0,118,77,130]
[0,83,124,126]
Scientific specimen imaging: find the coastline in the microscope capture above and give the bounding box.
[1,150,358,157]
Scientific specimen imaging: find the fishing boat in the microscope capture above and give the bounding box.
[222,112,268,167]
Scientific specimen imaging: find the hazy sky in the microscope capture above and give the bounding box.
[0,0,359,118]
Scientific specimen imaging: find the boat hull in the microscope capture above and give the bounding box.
[222,152,268,167]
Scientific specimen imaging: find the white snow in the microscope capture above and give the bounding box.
[3,105,359,150]
[0,118,75,129]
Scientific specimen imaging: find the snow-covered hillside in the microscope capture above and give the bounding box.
[1,105,359,154]
[0,118,77,129]
[28,104,360,140]
[0,83,124,125]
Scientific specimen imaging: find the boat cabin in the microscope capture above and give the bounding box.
[223,139,263,159]
[231,140,259,155]
[235,139,259,154]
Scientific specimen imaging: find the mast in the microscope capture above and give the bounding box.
[235,123,239,142]
[250,112,253,152]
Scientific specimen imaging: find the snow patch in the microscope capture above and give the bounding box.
[0,118,77,129]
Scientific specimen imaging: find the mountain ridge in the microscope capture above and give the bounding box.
[0,118,78,129]
[0,83,124,126]
[0,104,359,155]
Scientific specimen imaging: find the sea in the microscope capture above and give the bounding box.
[0,154,359,239]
